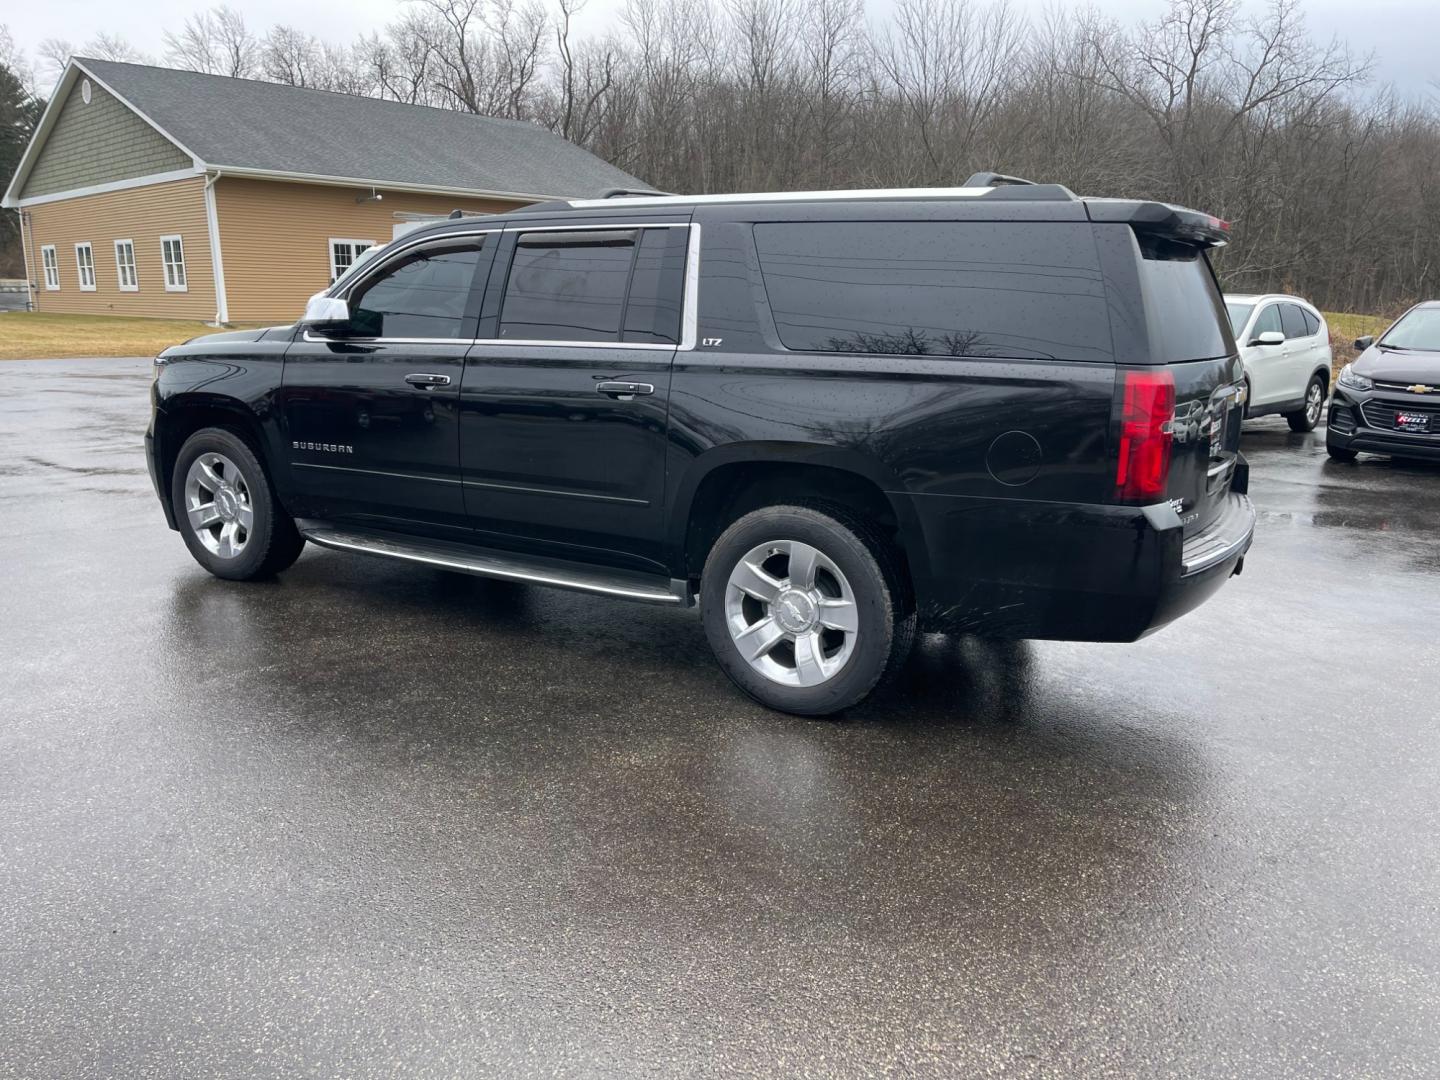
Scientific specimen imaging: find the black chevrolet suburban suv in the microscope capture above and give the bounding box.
[146,174,1255,715]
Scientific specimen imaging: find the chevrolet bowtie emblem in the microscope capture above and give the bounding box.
[1410,384,1433,394]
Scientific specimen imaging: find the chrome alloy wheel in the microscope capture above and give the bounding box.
[724,539,859,687]
[1306,381,1324,425]
[184,452,252,559]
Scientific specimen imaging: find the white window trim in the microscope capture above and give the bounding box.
[160,234,188,293]
[114,239,138,292]
[75,242,96,292]
[41,244,60,290]
[329,238,376,282]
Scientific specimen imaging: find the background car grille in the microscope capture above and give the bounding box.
[1361,399,1440,430]
[1374,380,1440,394]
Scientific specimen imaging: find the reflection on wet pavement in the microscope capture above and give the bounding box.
[2,360,1438,1077]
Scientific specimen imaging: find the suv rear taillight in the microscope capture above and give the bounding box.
[1115,369,1175,502]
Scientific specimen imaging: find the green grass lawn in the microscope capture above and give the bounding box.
[1322,311,1393,377]
[1324,311,1391,348]
[0,312,266,361]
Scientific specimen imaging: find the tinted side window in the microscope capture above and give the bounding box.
[348,240,486,338]
[1134,236,1231,362]
[623,228,688,344]
[501,229,637,341]
[1301,308,1321,336]
[753,221,1112,362]
[1251,305,1282,338]
[1280,304,1308,339]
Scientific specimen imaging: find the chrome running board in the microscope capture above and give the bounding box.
[299,524,690,605]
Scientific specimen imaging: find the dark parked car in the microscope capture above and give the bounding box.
[1329,302,1440,463]
[146,175,1254,715]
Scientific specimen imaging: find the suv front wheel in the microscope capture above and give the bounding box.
[701,503,915,716]
[172,428,305,580]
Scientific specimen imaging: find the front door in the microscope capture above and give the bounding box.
[1245,302,1286,407]
[459,222,691,571]
[280,232,496,534]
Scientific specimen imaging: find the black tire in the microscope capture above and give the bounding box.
[171,427,305,581]
[1326,443,1358,462]
[1285,374,1326,433]
[700,502,916,717]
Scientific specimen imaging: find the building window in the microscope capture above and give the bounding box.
[75,243,96,291]
[161,235,187,292]
[41,245,59,290]
[115,239,138,291]
[330,239,375,283]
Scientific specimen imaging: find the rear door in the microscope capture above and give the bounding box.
[280,231,496,534]
[1279,303,1314,401]
[1297,306,1330,385]
[458,220,691,571]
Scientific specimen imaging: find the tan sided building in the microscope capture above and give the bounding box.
[3,58,652,324]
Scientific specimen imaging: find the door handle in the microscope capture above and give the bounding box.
[596,381,654,398]
[405,373,451,388]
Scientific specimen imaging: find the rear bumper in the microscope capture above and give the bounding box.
[902,477,1254,642]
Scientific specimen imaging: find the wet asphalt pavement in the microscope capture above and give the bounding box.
[2,357,1439,1078]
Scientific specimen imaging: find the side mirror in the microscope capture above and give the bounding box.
[300,294,351,333]
[1251,330,1284,347]
[1353,335,1374,351]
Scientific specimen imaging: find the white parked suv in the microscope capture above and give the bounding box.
[1225,294,1333,431]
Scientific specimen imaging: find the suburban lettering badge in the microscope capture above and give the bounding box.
[293,441,354,454]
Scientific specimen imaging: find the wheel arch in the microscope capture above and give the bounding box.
[669,443,929,592]
[155,393,284,521]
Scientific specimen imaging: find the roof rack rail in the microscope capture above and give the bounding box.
[598,187,670,199]
[964,171,1036,187]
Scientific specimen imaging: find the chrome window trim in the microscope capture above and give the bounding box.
[681,223,700,351]
[302,332,473,345]
[306,222,702,352]
[473,338,680,351]
[504,222,692,232]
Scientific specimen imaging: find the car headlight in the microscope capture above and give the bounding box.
[1337,364,1373,392]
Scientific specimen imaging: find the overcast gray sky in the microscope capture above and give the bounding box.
[9,0,1440,97]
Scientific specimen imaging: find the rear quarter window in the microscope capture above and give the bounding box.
[752,221,1113,363]
[1134,236,1233,362]
[1281,304,1309,339]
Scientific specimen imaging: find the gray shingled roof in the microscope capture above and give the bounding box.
[79,58,652,199]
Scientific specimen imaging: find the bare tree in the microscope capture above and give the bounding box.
[411,0,549,117]
[260,26,322,87]
[11,0,1440,312]
[164,6,257,78]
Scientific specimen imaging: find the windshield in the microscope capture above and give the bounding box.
[1225,302,1254,336]
[1379,306,1440,351]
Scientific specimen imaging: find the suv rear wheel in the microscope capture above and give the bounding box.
[172,428,305,580]
[701,503,915,716]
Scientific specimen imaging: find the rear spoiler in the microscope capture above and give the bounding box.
[1083,198,1231,248]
